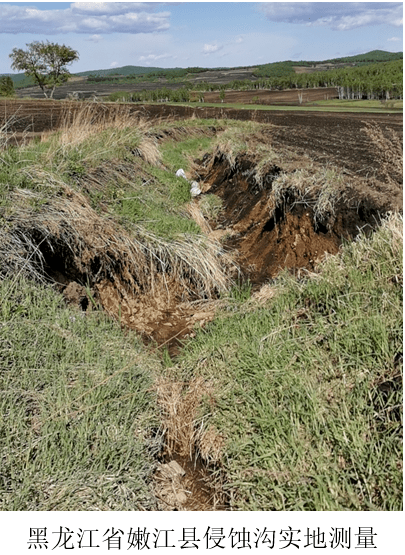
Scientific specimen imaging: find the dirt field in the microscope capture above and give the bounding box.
[198,87,338,105]
[14,68,259,100]
[15,80,189,100]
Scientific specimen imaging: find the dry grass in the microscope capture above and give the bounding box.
[0,109,32,150]
[212,122,263,168]
[271,165,347,229]
[198,425,226,464]
[186,202,213,235]
[251,283,277,304]
[41,103,161,167]
[362,121,403,186]
[54,103,146,145]
[0,178,233,299]
[155,377,213,459]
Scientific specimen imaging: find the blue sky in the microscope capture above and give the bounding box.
[0,2,403,73]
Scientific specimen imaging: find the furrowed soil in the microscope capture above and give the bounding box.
[13,68,260,100]
[1,99,402,510]
[193,87,339,104]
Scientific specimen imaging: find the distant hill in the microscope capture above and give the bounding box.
[75,51,402,78]
[1,73,35,88]
[254,50,403,77]
[322,50,403,64]
[2,50,402,90]
[75,66,164,77]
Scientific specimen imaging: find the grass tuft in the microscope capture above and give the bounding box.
[271,165,346,230]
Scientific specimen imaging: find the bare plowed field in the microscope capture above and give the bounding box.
[196,87,338,105]
[15,80,188,100]
[15,68,259,100]
[1,100,402,185]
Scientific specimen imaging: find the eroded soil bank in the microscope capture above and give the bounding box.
[54,144,401,510]
[58,147,400,357]
[196,150,401,285]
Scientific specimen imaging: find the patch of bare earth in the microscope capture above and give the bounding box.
[199,87,339,105]
[95,276,217,357]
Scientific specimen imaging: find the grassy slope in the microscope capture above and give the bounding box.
[175,215,403,510]
[0,111,200,240]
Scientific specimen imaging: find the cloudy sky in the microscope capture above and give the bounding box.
[0,2,403,73]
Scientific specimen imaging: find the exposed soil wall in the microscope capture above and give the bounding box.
[197,151,401,283]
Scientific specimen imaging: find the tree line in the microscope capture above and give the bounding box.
[253,60,403,100]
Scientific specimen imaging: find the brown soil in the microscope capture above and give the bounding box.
[199,87,339,105]
[95,276,215,357]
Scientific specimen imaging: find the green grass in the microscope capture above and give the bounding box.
[175,214,403,510]
[0,115,211,241]
[0,277,163,510]
[160,135,214,173]
[307,99,403,110]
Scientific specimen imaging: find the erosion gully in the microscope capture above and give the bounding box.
[2,100,402,510]
[61,148,399,510]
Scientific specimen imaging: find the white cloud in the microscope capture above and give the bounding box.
[139,53,175,62]
[86,34,103,43]
[138,52,177,67]
[110,61,119,68]
[71,3,151,16]
[202,43,223,54]
[258,2,403,30]
[0,3,171,34]
[388,36,401,41]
